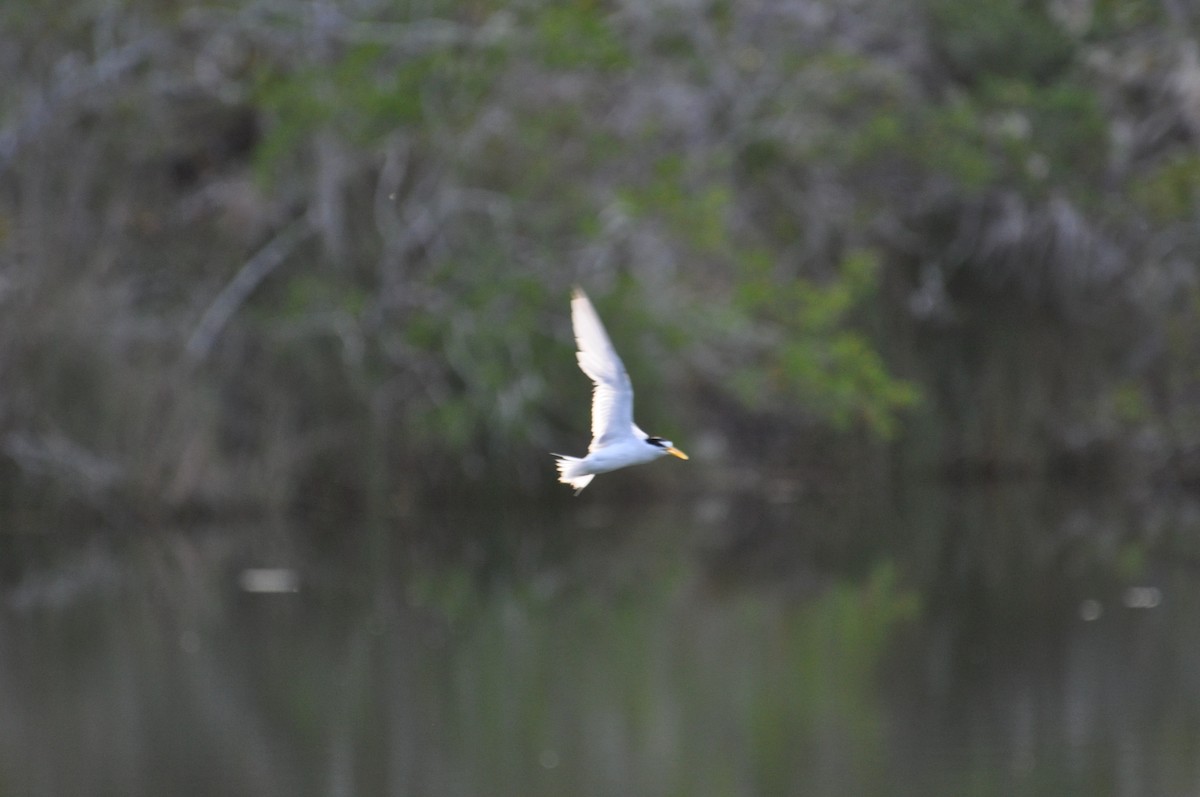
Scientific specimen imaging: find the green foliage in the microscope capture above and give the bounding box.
[398,261,553,457]
[1091,0,1168,35]
[480,105,618,221]
[254,40,504,181]
[277,273,368,321]
[842,99,996,190]
[1132,153,1200,220]
[835,75,1106,198]
[730,250,921,438]
[531,1,630,70]
[1111,381,1151,424]
[610,152,917,440]
[981,78,1108,189]
[617,156,733,253]
[925,0,1076,84]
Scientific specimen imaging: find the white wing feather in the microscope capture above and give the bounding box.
[570,288,646,450]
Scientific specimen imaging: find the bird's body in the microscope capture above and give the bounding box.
[553,288,687,494]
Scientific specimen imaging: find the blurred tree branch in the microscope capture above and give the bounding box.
[185,216,314,363]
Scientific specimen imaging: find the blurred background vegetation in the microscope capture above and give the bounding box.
[3,0,1200,523]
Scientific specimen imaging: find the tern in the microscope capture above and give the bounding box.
[552,287,688,494]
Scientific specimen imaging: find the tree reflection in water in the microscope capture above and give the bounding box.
[1,483,1198,796]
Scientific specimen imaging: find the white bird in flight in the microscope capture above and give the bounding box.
[553,287,688,494]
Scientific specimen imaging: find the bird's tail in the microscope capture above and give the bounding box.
[552,454,595,495]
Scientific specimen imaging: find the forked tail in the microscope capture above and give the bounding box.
[552,454,595,495]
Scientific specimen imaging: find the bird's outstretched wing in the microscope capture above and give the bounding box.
[570,288,644,449]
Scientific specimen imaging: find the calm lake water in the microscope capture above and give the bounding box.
[2,480,1199,796]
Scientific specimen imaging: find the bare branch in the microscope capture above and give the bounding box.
[0,34,166,174]
[185,217,313,363]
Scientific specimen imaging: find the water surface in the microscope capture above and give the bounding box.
[2,482,1197,796]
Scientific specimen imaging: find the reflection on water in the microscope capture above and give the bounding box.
[2,483,1199,796]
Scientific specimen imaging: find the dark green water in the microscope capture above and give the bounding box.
[2,481,1198,796]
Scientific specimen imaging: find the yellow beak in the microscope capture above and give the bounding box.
[666,447,689,460]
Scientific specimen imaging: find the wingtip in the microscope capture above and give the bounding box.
[571,285,588,301]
